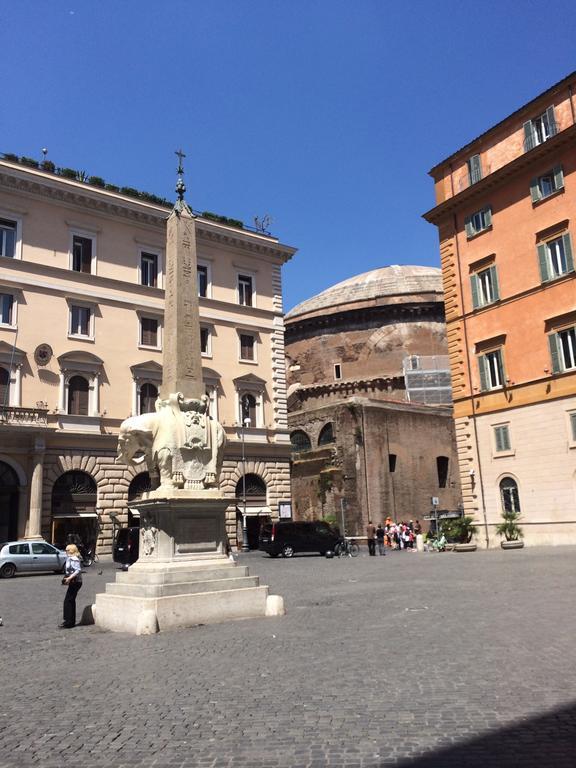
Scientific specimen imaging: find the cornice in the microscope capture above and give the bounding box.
[197,226,296,264]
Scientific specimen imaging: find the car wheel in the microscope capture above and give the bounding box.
[0,563,16,579]
[281,545,295,558]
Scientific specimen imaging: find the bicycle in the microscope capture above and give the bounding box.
[335,537,360,558]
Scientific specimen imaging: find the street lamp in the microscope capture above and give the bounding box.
[240,404,251,552]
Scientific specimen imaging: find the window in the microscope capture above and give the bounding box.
[67,375,89,416]
[467,154,482,185]
[478,349,505,391]
[31,542,57,555]
[318,423,335,445]
[69,305,91,337]
[334,363,342,380]
[0,367,9,407]
[531,166,564,203]
[141,252,158,287]
[139,382,158,414]
[500,477,521,514]
[72,235,93,273]
[240,333,255,361]
[471,266,500,309]
[494,425,511,452]
[240,393,256,426]
[197,265,208,297]
[436,456,449,488]
[140,317,159,348]
[291,430,312,452]
[524,106,557,151]
[200,327,211,356]
[0,294,14,325]
[9,543,29,555]
[0,218,16,258]
[388,454,397,473]
[538,234,574,282]
[465,206,492,238]
[570,412,576,442]
[238,274,253,306]
[549,326,576,373]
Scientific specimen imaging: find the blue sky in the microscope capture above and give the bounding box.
[1,0,575,310]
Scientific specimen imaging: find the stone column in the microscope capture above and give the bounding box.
[26,437,45,539]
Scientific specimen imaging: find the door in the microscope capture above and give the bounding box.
[30,541,62,572]
[7,542,33,571]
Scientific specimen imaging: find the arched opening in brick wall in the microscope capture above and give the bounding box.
[235,473,269,550]
[51,470,98,550]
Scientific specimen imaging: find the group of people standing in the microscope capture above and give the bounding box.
[366,518,423,555]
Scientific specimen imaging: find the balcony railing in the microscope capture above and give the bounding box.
[0,405,49,427]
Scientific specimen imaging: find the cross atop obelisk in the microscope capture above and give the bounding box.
[159,150,204,400]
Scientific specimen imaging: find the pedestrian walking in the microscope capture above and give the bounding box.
[59,544,83,629]
[376,523,386,556]
[366,520,376,556]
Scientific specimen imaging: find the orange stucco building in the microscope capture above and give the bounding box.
[424,72,576,547]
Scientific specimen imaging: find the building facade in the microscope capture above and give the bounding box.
[424,72,576,547]
[0,156,296,552]
[285,266,462,530]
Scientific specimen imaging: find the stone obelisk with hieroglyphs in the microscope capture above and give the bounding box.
[160,167,203,401]
[93,152,284,634]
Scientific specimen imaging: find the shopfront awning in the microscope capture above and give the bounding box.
[236,506,271,517]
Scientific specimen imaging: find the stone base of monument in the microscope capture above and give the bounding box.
[94,494,284,635]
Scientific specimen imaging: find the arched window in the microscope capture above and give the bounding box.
[240,393,256,426]
[235,473,267,500]
[51,471,98,549]
[67,375,89,415]
[291,430,312,452]
[139,383,158,414]
[128,472,153,502]
[318,423,335,446]
[0,367,9,407]
[500,477,521,514]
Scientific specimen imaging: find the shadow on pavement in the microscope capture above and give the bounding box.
[396,700,576,768]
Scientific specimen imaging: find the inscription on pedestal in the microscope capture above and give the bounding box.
[175,515,218,553]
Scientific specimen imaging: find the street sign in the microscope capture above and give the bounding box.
[431,496,439,506]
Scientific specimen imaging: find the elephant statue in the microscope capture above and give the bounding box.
[117,393,226,491]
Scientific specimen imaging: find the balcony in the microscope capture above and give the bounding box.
[0,405,49,427]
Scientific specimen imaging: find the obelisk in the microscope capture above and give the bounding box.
[160,151,203,400]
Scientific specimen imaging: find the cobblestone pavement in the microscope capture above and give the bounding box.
[2,546,576,767]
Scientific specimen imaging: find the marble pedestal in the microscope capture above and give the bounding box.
[94,492,283,634]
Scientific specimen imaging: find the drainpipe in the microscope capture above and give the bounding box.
[452,213,490,548]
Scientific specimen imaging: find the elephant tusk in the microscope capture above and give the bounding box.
[132,455,146,465]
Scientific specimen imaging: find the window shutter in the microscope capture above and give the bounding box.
[495,427,504,452]
[562,233,574,273]
[470,274,480,309]
[546,105,557,135]
[571,412,576,441]
[478,356,488,391]
[553,165,564,191]
[484,206,492,228]
[502,426,511,451]
[537,243,550,282]
[464,215,474,238]
[497,349,506,386]
[523,120,534,151]
[489,265,500,301]
[530,177,541,203]
[0,367,10,406]
[548,333,561,374]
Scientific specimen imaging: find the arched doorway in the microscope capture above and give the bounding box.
[235,473,268,549]
[0,461,19,541]
[127,472,153,526]
[51,471,98,550]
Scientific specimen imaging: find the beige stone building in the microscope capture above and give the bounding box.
[0,155,295,553]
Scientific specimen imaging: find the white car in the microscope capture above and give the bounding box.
[0,540,67,578]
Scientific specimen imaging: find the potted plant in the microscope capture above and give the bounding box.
[496,509,524,549]
[443,515,478,552]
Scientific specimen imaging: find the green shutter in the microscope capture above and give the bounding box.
[490,265,500,301]
[562,233,574,273]
[465,215,474,238]
[470,274,480,309]
[553,165,564,191]
[484,206,492,228]
[530,177,541,203]
[478,355,488,391]
[546,106,557,135]
[524,120,534,150]
[497,349,506,386]
[502,426,511,451]
[538,243,550,282]
[548,333,561,373]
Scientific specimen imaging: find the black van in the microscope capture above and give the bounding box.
[113,526,140,567]
[258,521,340,558]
